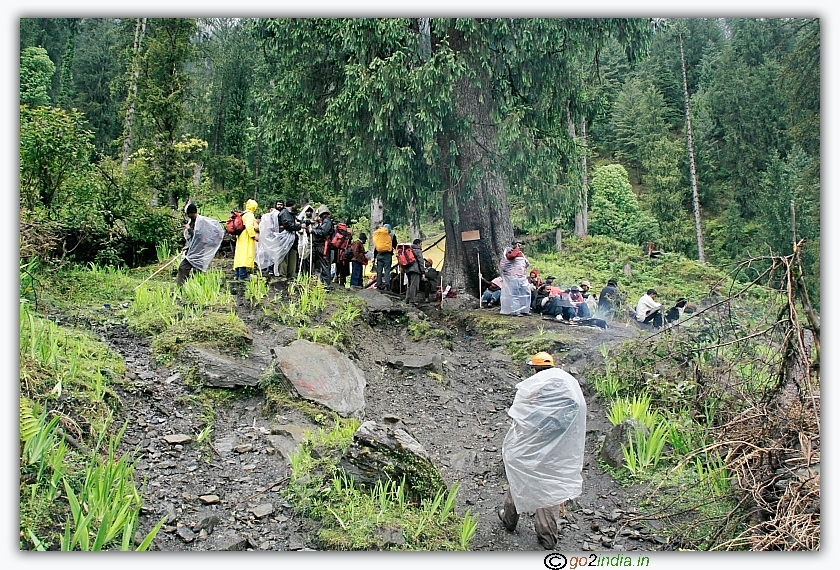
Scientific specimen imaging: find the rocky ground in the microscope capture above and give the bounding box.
[108,278,668,553]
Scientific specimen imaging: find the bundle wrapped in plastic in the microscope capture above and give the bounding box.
[502,368,587,513]
[255,210,295,271]
[500,275,531,315]
[183,215,224,272]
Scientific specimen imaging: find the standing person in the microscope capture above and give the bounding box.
[597,278,622,319]
[349,233,368,288]
[498,351,587,550]
[296,204,314,275]
[177,203,224,286]
[278,199,302,280]
[635,288,663,328]
[335,223,353,287]
[233,199,259,281]
[255,202,281,277]
[372,223,396,292]
[500,240,531,316]
[311,206,334,286]
[405,238,425,304]
[421,258,439,303]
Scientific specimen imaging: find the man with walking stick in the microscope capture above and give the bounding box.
[177,202,225,286]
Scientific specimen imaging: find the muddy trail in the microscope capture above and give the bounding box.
[107,279,669,552]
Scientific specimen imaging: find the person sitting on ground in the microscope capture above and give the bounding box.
[528,269,543,309]
[664,297,688,325]
[563,285,592,319]
[532,275,557,313]
[597,278,623,320]
[481,276,504,308]
[498,351,587,550]
[421,258,440,303]
[178,202,225,286]
[578,280,598,315]
[636,288,663,328]
[644,242,664,259]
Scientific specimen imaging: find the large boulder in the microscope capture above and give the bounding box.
[337,420,446,504]
[181,345,269,388]
[270,339,366,418]
[599,418,650,469]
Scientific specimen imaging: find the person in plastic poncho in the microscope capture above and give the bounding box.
[177,202,224,286]
[233,199,259,280]
[498,351,587,550]
[499,240,531,316]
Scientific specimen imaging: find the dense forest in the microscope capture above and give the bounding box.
[18,17,821,553]
[19,17,819,305]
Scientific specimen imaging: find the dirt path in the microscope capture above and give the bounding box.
[109,284,666,552]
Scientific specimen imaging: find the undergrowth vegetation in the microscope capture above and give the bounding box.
[285,421,478,550]
[588,249,819,550]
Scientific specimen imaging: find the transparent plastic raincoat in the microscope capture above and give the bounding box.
[183,215,224,272]
[502,368,587,513]
[255,210,295,271]
[499,245,531,315]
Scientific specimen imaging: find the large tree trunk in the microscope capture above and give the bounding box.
[681,33,706,263]
[571,115,589,238]
[121,18,146,173]
[408,189,423,241]
[439,26,514,298]
[370,195,384,238]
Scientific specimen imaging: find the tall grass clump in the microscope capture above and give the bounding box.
[180,268,233,310]
[280,275,327,325]
[127,284,179,336]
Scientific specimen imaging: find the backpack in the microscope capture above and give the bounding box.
[329,222,352,251]
[342,243,354,262]
[396,243,418,268]
[226,211,245,236]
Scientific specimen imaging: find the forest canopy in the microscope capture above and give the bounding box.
[18,17,819,306]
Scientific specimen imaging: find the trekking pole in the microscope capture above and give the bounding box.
[477,251,482,301]
[135,253,180,290]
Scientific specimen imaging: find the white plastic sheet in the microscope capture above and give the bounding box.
[502,368,587,513]
[183,215,224,272]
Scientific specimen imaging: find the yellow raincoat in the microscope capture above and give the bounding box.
[233,199,259,270]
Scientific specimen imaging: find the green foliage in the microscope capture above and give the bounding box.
[607,393,661,431]
[128,284,180,336]
[277,275,328,326]
[20,46,55,107]
[152,309,251,364]
[621,421,669,477]
[589,163,659,245]
[59,422,166,551]
[286,421,476,550]
[408,318,448,341]
[20,105,94,211]
[245,274,270,306]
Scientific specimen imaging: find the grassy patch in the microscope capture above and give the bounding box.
[469,312,525,346]
[286,421,478,550]
[151,309,251,364]
[408,319,449,341]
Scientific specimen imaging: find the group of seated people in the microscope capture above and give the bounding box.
[482,270,600,322]
[481,270,688,330]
